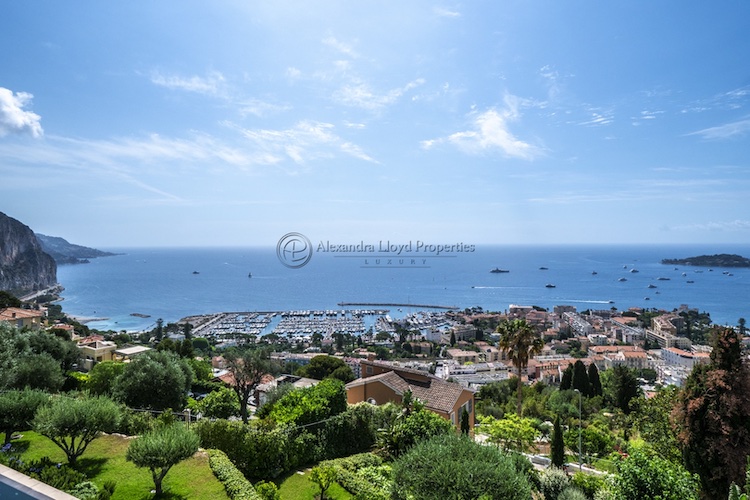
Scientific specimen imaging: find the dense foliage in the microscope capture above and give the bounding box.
[674,326,750,498]
[113,350,193,410]
[391,433,532,500]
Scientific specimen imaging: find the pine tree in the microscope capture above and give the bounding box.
[551,414,565,467]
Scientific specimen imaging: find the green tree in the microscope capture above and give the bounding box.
[611,446,699,500]
[380,406,453,458]
[497,319,544,415]
[295,355,354,382]
[113,350,193,411]
[560,364,573,391]
[0,291,22,308]
[263,378,347,426]
[126,424,199,497]
[609,365,640,414]
[13,353,65,392]
[309,464,337,500]
[192,386,240,419]
[460,407,470,435]
[0,389,49,445]
[480,413,541,453]
[674,326,750,497]
[629,385,681,463]
[551,414,566,467]
[224,349,275,424]
[588,363,602,397]
[85,361,125,396]
[391,433,531,500]
[33,394,121,465]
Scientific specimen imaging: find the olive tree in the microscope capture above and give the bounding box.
[33,394,121,465]
[126,424,199,496]
[0,389,49,444]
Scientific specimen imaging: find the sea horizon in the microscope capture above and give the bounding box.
[56,244,750,333]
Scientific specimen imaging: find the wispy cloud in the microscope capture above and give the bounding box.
[421,94,541,160]
[673,220,750,232]
[150,70,227,97]
[687,117,750,140]
[0,87,43,138]
[578,108,614,127]
[322,36,359,58]
[434,7,460,17]
[681,85,750,114]
[238,120,377,165]
[333,78,425,111]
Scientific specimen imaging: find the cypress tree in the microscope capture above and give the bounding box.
[587,363,602,397]
[551,414,565,467]
[572,360,590,396]
[560,364,573,390]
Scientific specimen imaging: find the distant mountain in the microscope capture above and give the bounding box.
[35,233,118,264]
[661,253,750,268]
[0,212,57,296]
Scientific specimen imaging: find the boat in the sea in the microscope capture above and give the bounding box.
[539,266,549,270]
[647,284,657,289]
[545,284,556,288]
[657,277,670,281]
[248,272,252,278]
[490,268,510,273]
[618,278,627,282]
[192,271,200,274]
[592,271,598,275]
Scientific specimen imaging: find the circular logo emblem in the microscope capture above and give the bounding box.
[277,232,313,268]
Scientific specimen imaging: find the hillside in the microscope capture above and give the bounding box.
[35,233,117,264]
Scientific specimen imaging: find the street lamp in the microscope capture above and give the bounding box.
[574,388,582,472]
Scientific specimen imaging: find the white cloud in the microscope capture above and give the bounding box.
[687,118,750,140]
[150,70,227,97]
[0,87,43,138]
[421,95,541,160]
[333,78,425,111]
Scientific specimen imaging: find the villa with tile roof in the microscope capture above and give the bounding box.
[346,359,475,431]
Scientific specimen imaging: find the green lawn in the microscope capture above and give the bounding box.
[277,468,353,500]
[11,431,230,500]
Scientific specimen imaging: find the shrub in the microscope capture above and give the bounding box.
[540,467,570,500]
[207,449,261,500]
[392,434,531,500]
[559,487,589,500]
[254,481,280,500]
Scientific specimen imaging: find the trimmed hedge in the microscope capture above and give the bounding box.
[207,449,261,500]
[319,453,390,500]
[195,403,393,480]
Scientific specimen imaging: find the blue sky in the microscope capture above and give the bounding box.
[1,1,749,248]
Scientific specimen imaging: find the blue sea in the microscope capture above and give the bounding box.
[56,245,750,332]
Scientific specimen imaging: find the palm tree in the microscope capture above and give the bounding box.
[497,319,544,416]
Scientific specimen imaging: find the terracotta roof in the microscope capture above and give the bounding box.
[0,307,43,320]
[346,369,468,414]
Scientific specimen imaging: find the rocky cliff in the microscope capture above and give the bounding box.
[0,212,57,296]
